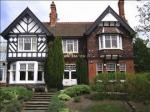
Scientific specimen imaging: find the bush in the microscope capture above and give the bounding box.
[0,86,32,112]
[73,96,81,102]
[48,95,65,112]
[58,93,71,101]
[62,85,91,97]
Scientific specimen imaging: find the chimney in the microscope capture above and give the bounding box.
[50,1,57,27]
[118,0,126,20]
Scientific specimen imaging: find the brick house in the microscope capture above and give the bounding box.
[1,0,135,86]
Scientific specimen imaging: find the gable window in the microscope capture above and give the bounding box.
[62,40,78,53]
[99,35,122,49]
[18,37,37,51]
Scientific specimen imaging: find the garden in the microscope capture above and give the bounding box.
[47,72,150,112]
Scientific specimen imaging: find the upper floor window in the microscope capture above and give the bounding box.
[62,40,78,53]
[18,37,37,51]
[99,35,122,50]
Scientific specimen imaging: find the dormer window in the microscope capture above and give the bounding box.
[99,34,122,50]
[62,39,78,53]
[18,36,37,51]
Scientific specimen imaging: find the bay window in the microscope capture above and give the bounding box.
[18,36,37,51]
[62,39,78,53]
[99,35,122,49]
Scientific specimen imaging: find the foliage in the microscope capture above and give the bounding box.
[48,95,66,112]
[136,2,150,41]
[82,104,126,112]
[73,96,81,102]
[62,85,91,97]
[45,37,64,89]
[93,73,150,102]
[0,86,32,112]
[133,38,150,72]
[76,55,88,84]
[58,93,71,101]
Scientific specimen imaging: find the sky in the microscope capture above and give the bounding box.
[0,0,148,42]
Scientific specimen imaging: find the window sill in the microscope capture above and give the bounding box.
[99,48,123,50]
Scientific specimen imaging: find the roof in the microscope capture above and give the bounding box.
[1,7,52,38]
[84,6,135,36]
[43,22,93,37]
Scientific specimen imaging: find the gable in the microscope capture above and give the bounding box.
[84,6,135,36]
[1,7,52,39]
[101,13,117,21]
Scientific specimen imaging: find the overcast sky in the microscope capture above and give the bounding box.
[0,0,148,42]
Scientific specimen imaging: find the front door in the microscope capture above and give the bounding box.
[63,64,77,86]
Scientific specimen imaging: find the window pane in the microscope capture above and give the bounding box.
[20,71,26,80]
[28,71,34,80]
[18,38,23,50]
[112,36,117,48]
[12,71,16,81]
[119,36,122,48]
[12,64,16,70]
[71,72,76,79]
[24,38,31,50]
[32,38,37,51]
[97,63,103,71]
[38,63,43,71]
[0,69,3,81]
[20,64,26,70]
[74,40,78,52]
[119,64,126,71]
[100,37,103,48]
[63,40,67,53]
[28,63,34,70]
[105,36,111,48]
[38,71,43,81]
[107,63,116,71]
[64,72,69,79]
[68,44,73,52]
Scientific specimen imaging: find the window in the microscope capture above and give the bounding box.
[12,64,16,81]
[0,69,3,81]
[38,63,44,81]
[99,35,122,49]
[96,63,103,73]
[19,63,34,81]
[62,40,78,53]
[18,37,37,51]
[119,63,126,72]
[106,63,116,72]
[64,71,69,79]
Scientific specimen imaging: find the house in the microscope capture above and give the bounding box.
[1,0,135,86]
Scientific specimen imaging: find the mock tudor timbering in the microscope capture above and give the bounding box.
[1,1,135,85]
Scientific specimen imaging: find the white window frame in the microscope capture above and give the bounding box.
[37,62,44,82]
[62,39,78,53]
[99,35,122,50]
[0,63,7,83]
[18,36,37,52]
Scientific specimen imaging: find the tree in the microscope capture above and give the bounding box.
[136,2,150,43]
[134,38,150,72]
[76,55,88,84]
[44,37,64,89]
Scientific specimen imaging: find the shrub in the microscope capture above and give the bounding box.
[48,95,65,112]
[73,96,81,102]
[58,93,71,101]
[63,85,91,97]
[0,86,32,112]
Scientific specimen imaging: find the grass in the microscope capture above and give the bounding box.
[82,104,126,112]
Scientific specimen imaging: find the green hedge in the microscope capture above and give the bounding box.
[0,86,33,112]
